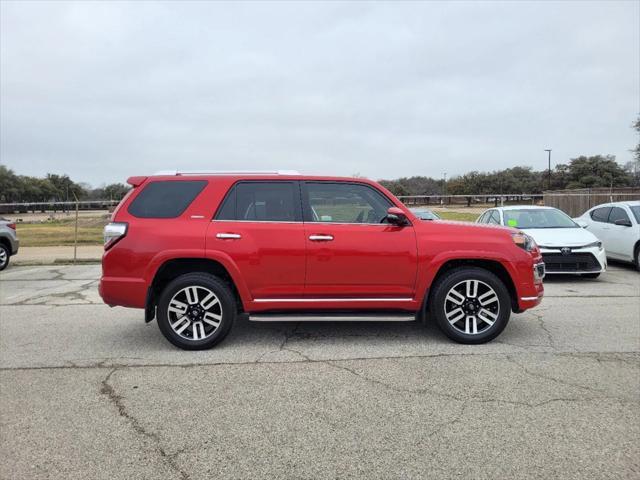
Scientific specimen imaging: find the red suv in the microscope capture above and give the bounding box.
[99,171,544,350]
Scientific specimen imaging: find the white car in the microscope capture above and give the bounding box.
[575,201,640,270]
[477,206,607,277]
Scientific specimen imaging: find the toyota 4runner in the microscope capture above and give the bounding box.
[99,170,544,350]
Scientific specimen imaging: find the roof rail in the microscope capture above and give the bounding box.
[152,169,300,176]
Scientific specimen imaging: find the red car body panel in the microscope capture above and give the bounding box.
[99,174,543,314]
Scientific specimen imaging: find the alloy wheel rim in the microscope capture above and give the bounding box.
[0,248,7,267]
[167,286,222,341]
[444,279,500,335]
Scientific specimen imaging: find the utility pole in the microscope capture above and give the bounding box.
[544,149,552,191]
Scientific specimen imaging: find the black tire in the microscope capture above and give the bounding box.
[156,273,236,350]
[0,244,9,271]
[581,273,600,279]
[635,247,640,272]
[429,267,511,344]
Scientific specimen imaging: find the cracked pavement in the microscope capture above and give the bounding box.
[1,265,639,479]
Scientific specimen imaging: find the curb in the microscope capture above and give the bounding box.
[12,258,102,266]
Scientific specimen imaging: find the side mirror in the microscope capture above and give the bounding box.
[575,219,588,228]
[386,207,409,226]
[614,218,632,227]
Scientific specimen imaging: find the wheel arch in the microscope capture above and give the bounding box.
[0,236,11,253]
[147,257,247,322]
[426,258,519,314]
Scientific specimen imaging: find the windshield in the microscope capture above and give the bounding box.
[411,209,439,220]
[503,209,577,229]
[630,206,640,223]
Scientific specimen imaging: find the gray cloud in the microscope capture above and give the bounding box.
[1,0,638,186]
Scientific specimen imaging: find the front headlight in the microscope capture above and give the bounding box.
[512,232,536,252]
[583,241,603,250]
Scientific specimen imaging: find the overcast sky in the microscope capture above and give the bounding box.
[1,1,638,186]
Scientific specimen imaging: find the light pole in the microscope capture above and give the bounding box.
[442,172,447,205]
[544,149,552,190]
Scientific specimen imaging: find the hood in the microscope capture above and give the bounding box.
[520,227,598,247]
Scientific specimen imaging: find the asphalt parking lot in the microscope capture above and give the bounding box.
[1,264,639,479]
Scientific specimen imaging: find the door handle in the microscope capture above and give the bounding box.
[216,233,242,239]
[309,235,334,241]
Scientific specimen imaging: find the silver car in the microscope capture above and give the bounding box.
[0,218,19,271]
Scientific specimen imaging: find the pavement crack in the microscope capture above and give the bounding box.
[530,310,558,351]
[100,368,190,480]
[319,357,634,408]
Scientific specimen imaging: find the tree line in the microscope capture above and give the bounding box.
[0,165,130,203]
[1,154,638,204]
[380,155,639,197]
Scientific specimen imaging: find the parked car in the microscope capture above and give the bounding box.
[0,218,19,271]
[476,206,606,278]
[575,201,640,270]
[100,170,544,350]
[409,207,440,220]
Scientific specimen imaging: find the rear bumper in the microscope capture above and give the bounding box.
[11,238,19,255]
[99,276,147,308]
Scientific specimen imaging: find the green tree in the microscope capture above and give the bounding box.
[564,155,630,189]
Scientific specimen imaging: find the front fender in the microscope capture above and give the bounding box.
[415,250,521,306]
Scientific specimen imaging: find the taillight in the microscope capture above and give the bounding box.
[7,223,16,230]
[104,222,128,250]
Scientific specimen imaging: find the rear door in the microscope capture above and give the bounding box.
[301,181,417,298]
[586,206,612,250]
[208,181,306,299]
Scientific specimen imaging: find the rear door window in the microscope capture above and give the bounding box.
[128,180,207,218]
[215,182,301,222]
[590,207,611,223]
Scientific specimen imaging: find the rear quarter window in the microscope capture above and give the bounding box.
[128,180,207,218]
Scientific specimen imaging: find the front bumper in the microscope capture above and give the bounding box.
[540,246,606,274]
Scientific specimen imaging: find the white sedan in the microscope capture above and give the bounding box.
[575,201,640,270]
[477,206,607,277]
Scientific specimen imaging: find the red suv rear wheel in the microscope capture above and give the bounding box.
[156,273,236,350]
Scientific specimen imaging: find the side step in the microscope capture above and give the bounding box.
[249,312,417,322]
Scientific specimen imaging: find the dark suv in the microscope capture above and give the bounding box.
[100,170,544,350]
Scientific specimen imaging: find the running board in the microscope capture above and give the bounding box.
[249,313,417,322]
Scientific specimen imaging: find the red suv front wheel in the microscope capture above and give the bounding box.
[429,267,511,344]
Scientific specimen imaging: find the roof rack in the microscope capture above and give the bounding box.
[153,169,300,176]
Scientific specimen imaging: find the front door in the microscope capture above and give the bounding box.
[302,181,418,298]
[208,181,306,299]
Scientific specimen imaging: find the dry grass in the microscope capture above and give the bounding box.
[434,211,479,222]
[17,218,108,247]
